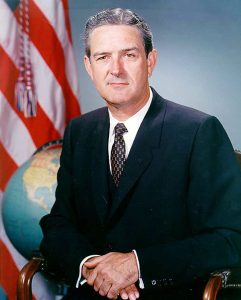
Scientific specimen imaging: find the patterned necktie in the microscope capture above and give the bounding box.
[111,123,128,186]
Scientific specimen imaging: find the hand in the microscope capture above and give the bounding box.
[83,262,139,300]
[84,252,139,299]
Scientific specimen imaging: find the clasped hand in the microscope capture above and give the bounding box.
[82,252,139,300]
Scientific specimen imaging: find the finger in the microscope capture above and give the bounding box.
[107,290,119,299]
[82,265,91,279]
[107,285,120,300]
[86,269,97,286]
[113,294,120,300]
[99,280,112,297]
[120,291,136,300]
[119,289,128,300]
[124,284,139,299]
[93,276,104,292]
[119,285,138,299]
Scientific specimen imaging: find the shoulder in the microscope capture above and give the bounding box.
[152,88,210,123]
[151,87,219,130]
[151,88,228,147]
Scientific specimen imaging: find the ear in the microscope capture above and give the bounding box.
[84,55,94,80]
[147,49,157,77]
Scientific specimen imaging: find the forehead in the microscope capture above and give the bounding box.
[88,25,144,52]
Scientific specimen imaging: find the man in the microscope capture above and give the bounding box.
[40,8,241,300]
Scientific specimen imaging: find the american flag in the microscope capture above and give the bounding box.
[0,0,80,298]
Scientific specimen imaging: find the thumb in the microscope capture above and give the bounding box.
[84,255,103,267]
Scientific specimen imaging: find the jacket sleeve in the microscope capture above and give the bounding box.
[40,121,96,285]
[137,116,241,289]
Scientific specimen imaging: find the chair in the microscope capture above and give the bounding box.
[17,251,69,300]
[17,252,46,300]
[17,151,241,300]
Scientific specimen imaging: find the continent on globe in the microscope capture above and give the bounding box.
[23,150,60,212]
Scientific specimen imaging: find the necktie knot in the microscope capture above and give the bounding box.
[114,123,128,136]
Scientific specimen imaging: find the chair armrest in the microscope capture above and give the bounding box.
[202,269,241,300]
[17,255,46,300]
[202,273,222,300]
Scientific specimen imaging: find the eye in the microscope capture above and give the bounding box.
[126,53,135,58]
[96,55,108,61]
[96,55,107,61]
[124,52,138,61]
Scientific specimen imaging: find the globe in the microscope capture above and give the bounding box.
[2,144,62,260]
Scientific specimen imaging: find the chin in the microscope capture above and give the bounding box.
[104,92,129,103]
[105,96,129,106]
[108,98,128,105]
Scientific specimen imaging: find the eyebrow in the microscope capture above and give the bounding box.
[92,47,140,58]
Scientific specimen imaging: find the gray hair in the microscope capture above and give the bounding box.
[84,8,154,58]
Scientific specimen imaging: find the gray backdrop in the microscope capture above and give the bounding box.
[69,0,241,149]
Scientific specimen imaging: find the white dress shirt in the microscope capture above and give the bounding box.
[108,89,153,171]
[76,89,153,289]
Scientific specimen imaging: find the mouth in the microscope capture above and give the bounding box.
[107,82,129,86]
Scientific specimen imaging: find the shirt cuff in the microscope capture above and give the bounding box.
[75,254,100,288]
[132,249,144,289]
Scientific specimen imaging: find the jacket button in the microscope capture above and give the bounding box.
[151,280,156,285]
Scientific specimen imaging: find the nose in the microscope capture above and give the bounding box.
[109,57,123,77]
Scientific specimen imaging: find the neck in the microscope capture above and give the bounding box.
[107,91,150,122]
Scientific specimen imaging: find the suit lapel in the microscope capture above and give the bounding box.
[108,92,167,220]
[90,109,110,224]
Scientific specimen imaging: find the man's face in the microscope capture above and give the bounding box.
[84,25,157,111]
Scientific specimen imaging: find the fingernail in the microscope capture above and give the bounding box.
[135,291,139,298]
[130,295,136,300]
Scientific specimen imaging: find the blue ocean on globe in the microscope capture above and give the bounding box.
[2,147,61,259]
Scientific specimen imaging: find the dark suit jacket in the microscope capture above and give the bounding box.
[40,88,241,299]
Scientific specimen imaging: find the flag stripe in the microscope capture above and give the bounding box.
[34,0,79,98]
[0,91,36,165]
[0,0,18,63]
[60,0,80,98]
[28,0,81,120]
[62,0,73,44]
[0,143,18,191]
